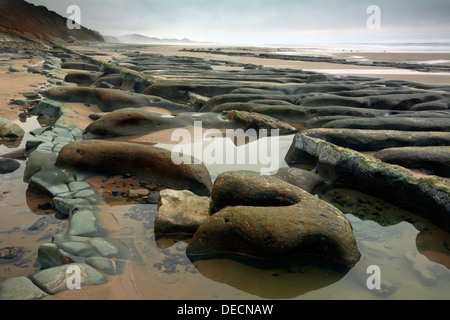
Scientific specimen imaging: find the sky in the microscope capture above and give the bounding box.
[26,0,450,45]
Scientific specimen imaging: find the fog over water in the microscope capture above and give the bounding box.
[27,0,450,45]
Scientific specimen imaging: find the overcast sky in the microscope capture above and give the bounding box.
[27,0,450,45]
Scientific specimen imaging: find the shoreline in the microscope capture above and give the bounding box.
[69,42,450,86]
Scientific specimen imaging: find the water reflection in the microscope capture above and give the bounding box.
[319,187,450,273]
[192,259,346,299]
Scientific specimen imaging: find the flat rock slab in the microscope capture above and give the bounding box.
[0,277,47,300]
[225,110,297,135]
[286,133,450,232]
[29,263,107,295]
[67,210,119,237]
[45,86,192,112]
[155,189,211,236]
[304,128,450,151]
[324,117,450,132]
[375,146,450,177]
[64,71,101,85]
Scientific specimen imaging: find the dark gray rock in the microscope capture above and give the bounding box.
[0,247,23,260]
[375,146,450,177]
[324,117,450,132]
[0,158,20,174]
[8,66,21,72]
[64,71,101,85]
[303,128,450,151]
[35,99,62,118]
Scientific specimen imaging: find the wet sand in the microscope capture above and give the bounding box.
[0,58,47,120]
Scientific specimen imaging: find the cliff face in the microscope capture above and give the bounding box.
[0,0,104,45]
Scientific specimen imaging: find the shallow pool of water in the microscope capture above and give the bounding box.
[46,186,449,300]
[1,124,449,300]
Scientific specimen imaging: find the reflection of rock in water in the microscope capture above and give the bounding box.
[191,258,346,299]
[318,187,410,226]
[320,187,450,270]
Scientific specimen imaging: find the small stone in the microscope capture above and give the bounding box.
[127,188,150,198]
[146,192,160,204]
[8,66,21,73]
[22,92,39,99]
[0,158,21,174]
[27,216,47,231]
[0,247,23,259]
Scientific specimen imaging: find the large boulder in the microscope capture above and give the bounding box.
[187,172,361,269]
[56,140,212,196]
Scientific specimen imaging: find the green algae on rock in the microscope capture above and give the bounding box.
[286,133,450,232]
